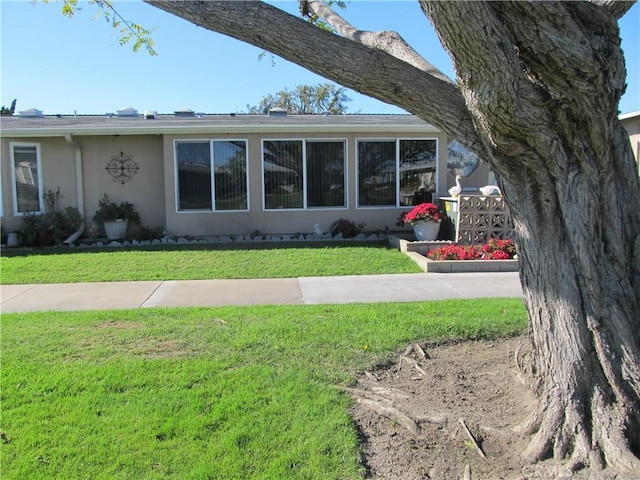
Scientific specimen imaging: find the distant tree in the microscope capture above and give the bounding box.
[246,83,351,114]
[1,99,17,116]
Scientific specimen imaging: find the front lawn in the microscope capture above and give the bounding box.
[0,242,421,285]
[1,299,527,479]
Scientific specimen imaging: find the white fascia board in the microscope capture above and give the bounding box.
[619,110,640,121]
[1,123,441,138]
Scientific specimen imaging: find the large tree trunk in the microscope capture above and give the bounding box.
[423,1,640,473]
[146,0,640,473]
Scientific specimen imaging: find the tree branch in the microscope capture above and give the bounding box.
[304,0,453,83]
[591,0,636,19]
[144,0,480,148]
[59,0,157,54]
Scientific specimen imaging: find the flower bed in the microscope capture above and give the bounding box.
[389,236,519,273]
[427,239,516,261]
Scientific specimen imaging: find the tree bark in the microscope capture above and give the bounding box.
[145,0,640,474]
[424,1,640,473]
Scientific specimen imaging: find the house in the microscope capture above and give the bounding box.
[1,108,495,239]
[4,108,636,240]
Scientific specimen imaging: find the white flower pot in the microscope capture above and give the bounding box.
[413,221,440,241]
[6,232,19,247]
[104,219,128,240]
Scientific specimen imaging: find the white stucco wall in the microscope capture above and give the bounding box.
[79,135,165,231]
[0,134,165,234]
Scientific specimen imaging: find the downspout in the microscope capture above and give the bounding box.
[63,133,85,244]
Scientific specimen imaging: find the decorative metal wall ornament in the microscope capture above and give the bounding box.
[105,151,139,185]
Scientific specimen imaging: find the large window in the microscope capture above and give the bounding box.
[358,139,437,207]
[175,140,248,211]
[10,143,43,214]
[262,139,346,210]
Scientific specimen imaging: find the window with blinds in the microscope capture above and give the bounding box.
[213,141,248,211]
[263,140,304,209]
[11,143,42,214]
[175,140,248,211]
[262,139,346,210]
[358,140,397,206]
[306,141,346,208]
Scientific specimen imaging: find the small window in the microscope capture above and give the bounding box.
[10,143,43,214]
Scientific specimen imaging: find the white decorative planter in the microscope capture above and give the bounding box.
[104,219,128,240]
[6,232,19,247]
[412,221,440,241]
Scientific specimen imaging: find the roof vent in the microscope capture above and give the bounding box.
[174,108,195,117]
[144,110,157,119]
[268,107,287,117]
[116,107,139,117]
[18,108,44,118]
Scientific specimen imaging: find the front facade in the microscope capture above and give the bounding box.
[0,110,497,239]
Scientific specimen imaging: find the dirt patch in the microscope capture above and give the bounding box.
[95,321,146,329]
[349,337,536,479]
[349,337,636,480]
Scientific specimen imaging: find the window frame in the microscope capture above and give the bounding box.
[10,142,44,216]
[173,139,249,213]
[356,137,438,209]
[261,138,347,211]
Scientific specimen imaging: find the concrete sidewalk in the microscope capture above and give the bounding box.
[0,272,522,314]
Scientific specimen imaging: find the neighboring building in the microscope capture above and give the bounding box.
[621,110,640,175]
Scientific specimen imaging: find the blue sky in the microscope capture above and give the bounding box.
[1,0,638,115]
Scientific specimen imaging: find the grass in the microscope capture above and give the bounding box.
[0,242,422,284]
[1,300,527,480]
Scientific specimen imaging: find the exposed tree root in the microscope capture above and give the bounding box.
[400,355,428,376]
[518,387,640,477]
[355,398,422,436]
[385,337,639,477]
[350,338,640,479]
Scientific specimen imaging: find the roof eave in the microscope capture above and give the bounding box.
[1,122,441,138]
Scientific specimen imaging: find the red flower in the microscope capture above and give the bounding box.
[485,250,510,260]
[402,203,441,225]
[427,244,481,260]
[481,239,516,259]
[427,239,516,261]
